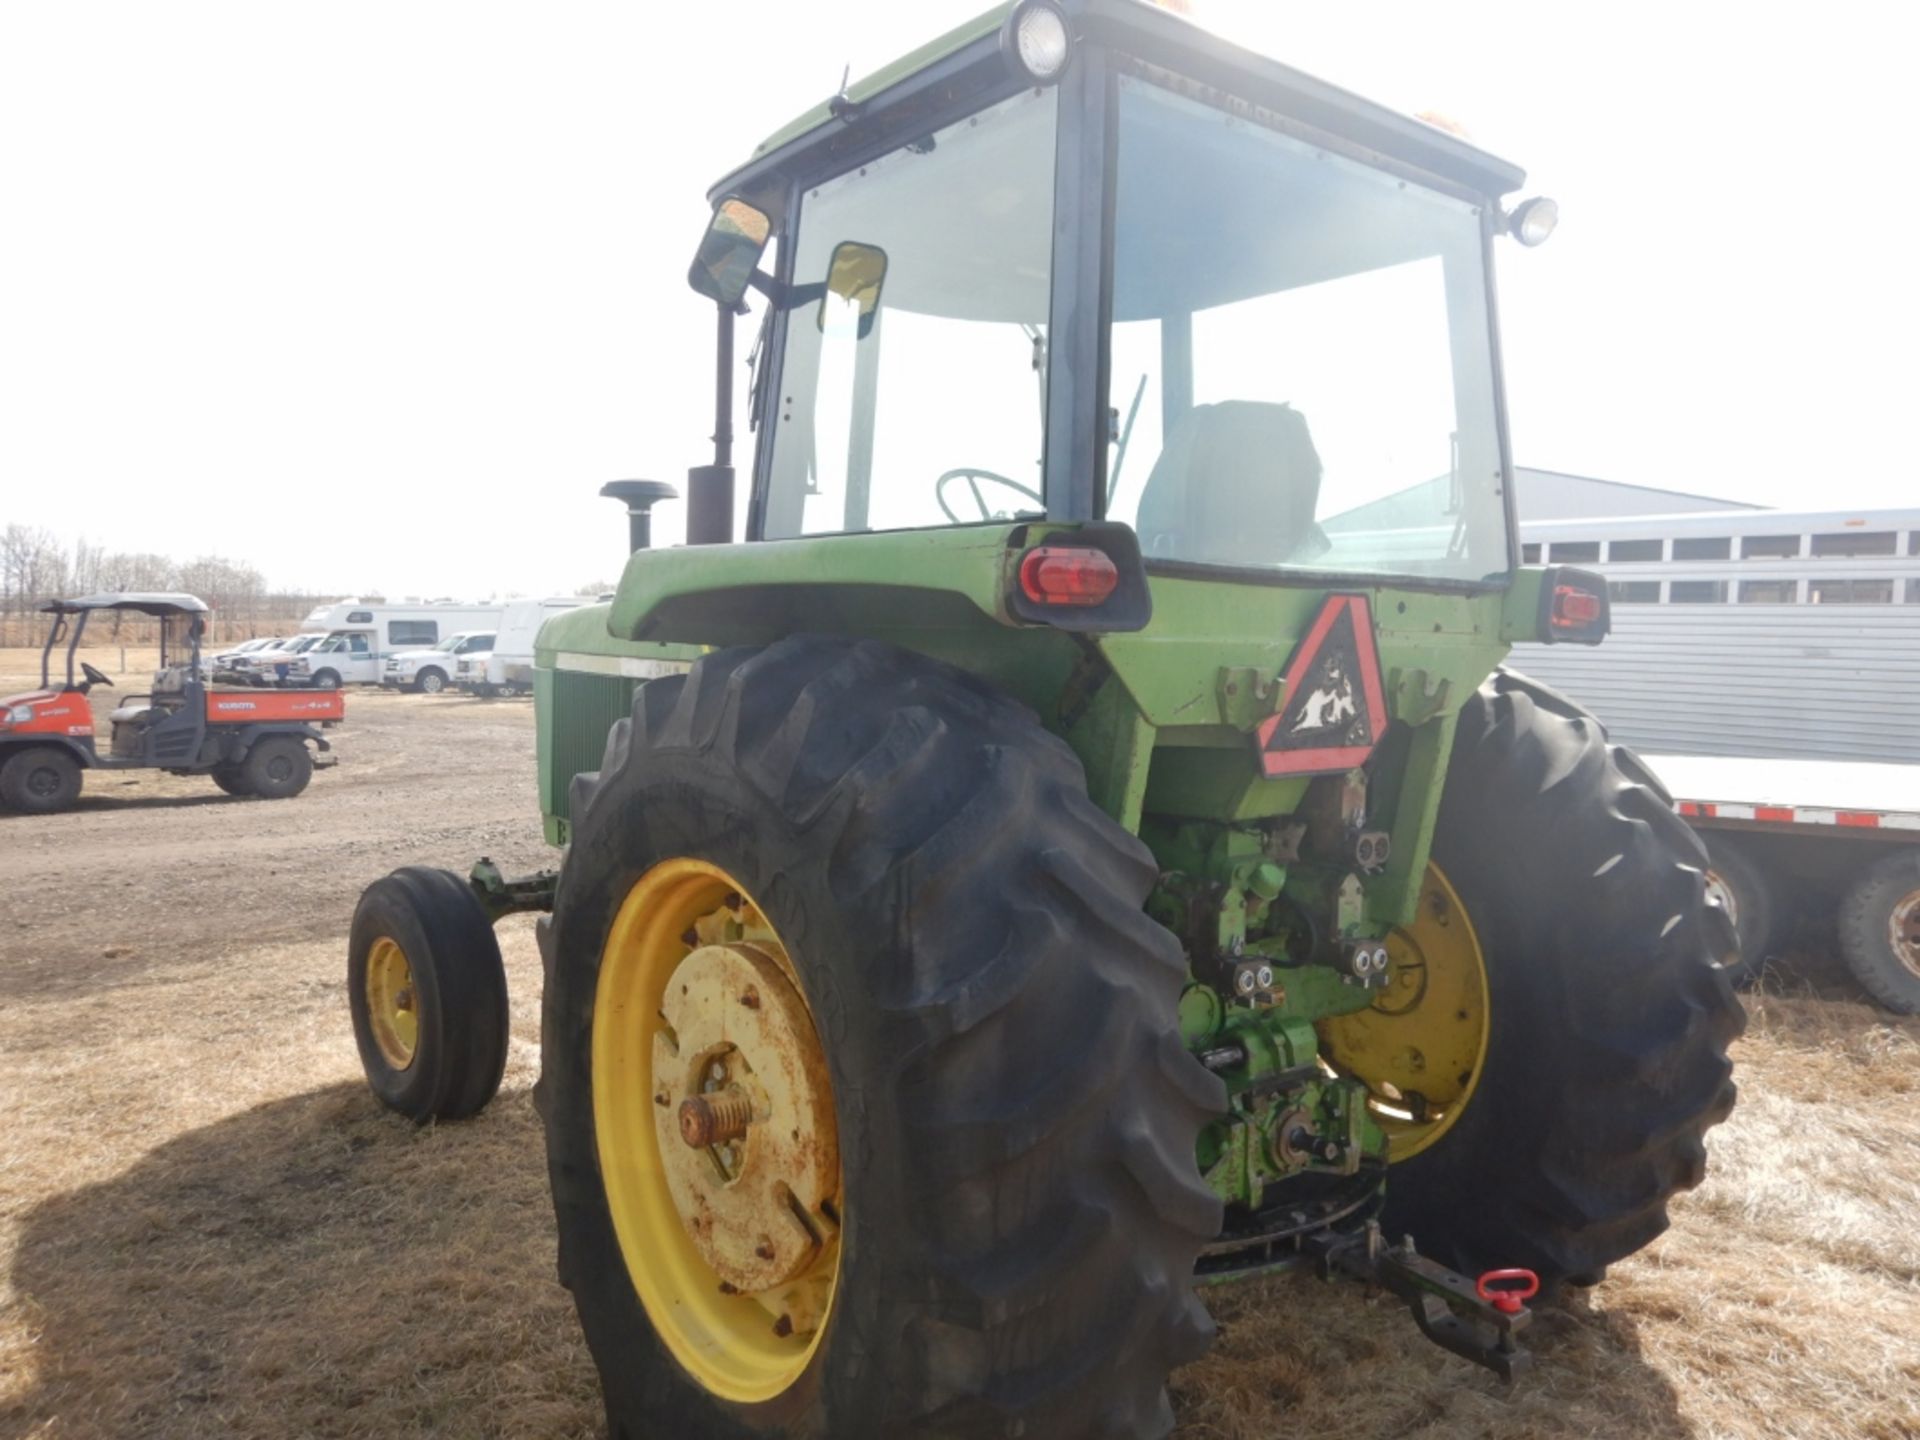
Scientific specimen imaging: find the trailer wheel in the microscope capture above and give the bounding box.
[416,668,447,694]
[539,636,1222,1440]
[209,763,255,797]
[349,867,510,1121]
[0,746,83,814]
[1700,833,1776,986]
[1837,848,1920,1014]
[1359,670,1743,1295]
[242,735,313,799]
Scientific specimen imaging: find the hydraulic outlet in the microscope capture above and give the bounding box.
[1229,959,1279,1006]
[1352,830,1392,872]
[1343,940,1391,983]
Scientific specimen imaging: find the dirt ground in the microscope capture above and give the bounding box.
[3,646,1918,1440]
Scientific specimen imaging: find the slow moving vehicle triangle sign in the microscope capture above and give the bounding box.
[1254,594,1388,778]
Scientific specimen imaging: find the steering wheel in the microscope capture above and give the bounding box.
[80,662,114,690]
[935,468,1045,524]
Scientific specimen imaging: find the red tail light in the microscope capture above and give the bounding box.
[1018,546,1119,607]
[1550,585,1603,628]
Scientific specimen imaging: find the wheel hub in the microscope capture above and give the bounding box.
[1892,889,1920,979]
[365,937,419,1069]
[652,941,837,1298]
[1318,864,1489,1162]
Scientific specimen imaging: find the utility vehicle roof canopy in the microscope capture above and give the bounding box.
[40,593,212,617]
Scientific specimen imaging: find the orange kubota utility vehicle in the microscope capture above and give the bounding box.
[0,593,340,814]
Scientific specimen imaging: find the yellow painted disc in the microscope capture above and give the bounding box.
[1318,863,1490,1162]
[364,936,419,1070]
[593,858,841,1403]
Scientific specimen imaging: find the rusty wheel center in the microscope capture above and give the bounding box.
[1892,890,1920,978]
[652,941,838,1302]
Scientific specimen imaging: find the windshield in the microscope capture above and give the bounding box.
[763,86,1058,538]
[1103,75,1507,582]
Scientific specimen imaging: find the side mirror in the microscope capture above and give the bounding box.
[817,241,888,338]
[687,198,773,308]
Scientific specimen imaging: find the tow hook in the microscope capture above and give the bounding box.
[1303,1222,1538,1383]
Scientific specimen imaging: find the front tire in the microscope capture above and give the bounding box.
[310,669,341,691]
[416,667,447,695]
[349,867,510,1120]
[538,635,1222,1440]
[0,746,83,814]
[1377,670,1742,1292]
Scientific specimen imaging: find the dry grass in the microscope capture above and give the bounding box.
[3,664,1919,1438]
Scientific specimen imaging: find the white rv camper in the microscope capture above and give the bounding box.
[284,600,508,689]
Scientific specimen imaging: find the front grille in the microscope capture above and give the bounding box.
[540,667,639,829]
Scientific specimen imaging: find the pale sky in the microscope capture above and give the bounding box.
[2,1,1913,598]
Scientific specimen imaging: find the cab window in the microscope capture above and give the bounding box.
[763,87,1059,538]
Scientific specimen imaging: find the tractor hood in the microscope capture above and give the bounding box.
[0,688,60,713]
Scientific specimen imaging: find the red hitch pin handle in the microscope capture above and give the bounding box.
[1476,1268,1540,1315]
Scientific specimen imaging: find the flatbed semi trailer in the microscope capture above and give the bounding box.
[1649,753,1920,1012]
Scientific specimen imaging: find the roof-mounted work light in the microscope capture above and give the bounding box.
[1506,195,1559,246]
[1001,1,1072,83]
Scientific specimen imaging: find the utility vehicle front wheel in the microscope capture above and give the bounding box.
[539,635,1222,1440]
[349,867,510,1121]
[1330,669,1742,1294]
[0,746,82,814]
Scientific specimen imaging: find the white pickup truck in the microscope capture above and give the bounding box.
[380,631,496,694]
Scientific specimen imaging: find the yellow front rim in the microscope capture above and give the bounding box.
[365,937,419,1070]
[1318,864,1490,1162]
[594,858,842,1404]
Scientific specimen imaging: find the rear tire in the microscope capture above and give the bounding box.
[1837,848,1920,1014]
[242,735,313,799]
[539,635,1223,1440]
[0,746,83,814]
[1700,832,1776,986]
[209,763,254,797]
[349,867,510,1121]
[1379,669,1743,1294]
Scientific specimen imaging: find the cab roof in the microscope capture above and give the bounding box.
[723,0,1524,206]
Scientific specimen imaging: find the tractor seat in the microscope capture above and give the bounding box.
[108,702,153,725]
[1133,400,1332,568]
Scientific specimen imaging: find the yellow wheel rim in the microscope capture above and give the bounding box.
[365,936,419,1070]
[1318,864,1489,1162]
[594,858,841,1404]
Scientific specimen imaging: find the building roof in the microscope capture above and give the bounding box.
[1512,468,1759,521]
[1325,468,1757,533]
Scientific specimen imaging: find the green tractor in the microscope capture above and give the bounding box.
[348,3,1742,1434]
